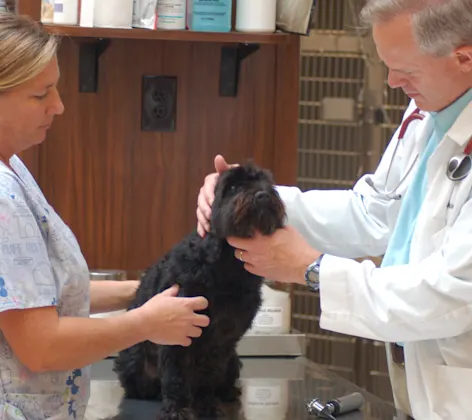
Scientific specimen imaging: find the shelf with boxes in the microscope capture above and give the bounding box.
[31,0,310,96]
[44,23,291,45]
[41,0,293,95]
[44,0,286,43]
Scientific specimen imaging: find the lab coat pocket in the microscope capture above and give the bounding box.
[432,365,472,420]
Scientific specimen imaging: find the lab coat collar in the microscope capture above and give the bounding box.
[445,99,472,147]
[430,89,472,137]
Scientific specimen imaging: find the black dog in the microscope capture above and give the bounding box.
[113,162,286,420]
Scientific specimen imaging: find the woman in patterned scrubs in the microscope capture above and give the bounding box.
[0,13,210,420]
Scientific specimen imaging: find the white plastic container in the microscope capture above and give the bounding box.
[53,0,79,25]
[156,0,186,30]
[79,0,94,27]
[241,378,289,420]
[247,283,291,335]
[94,0,134,28]
[236,0,276,33]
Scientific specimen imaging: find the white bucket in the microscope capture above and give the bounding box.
[94,0,134,28]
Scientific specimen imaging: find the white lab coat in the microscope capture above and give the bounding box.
[277,99,472,420]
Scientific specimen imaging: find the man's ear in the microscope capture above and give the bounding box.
[455,46,472,73]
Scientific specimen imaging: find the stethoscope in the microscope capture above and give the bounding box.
[366,107,472,200]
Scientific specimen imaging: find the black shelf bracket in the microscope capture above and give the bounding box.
[219,43,260,97]
[78,38,111,93]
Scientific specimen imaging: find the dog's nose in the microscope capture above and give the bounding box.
[254,191,270,203]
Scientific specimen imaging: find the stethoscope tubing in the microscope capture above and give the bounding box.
[366,107,472,200]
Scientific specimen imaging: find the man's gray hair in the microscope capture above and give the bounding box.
[360,0,472,57]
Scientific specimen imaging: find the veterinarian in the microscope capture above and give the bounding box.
[0,13,210,420]
[197,1,472,419]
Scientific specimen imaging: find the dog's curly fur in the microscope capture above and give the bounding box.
[113,162,286,420]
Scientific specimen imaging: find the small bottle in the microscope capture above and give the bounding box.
[53,0,79,25]
[156,0,186,30]
[187,0,232,33]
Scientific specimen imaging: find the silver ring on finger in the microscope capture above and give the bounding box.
[239,250,244,262]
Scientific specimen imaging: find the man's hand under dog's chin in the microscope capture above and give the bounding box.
[227,226,321,285]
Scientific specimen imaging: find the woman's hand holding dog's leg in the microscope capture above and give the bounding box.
[137,285,210,347]
[197,155,238,237]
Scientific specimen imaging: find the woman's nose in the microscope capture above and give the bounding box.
[48,88,65,116]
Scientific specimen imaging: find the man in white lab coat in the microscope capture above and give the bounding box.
[196,1,472,419]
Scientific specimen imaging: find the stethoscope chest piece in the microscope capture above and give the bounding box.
[447,154,472,181]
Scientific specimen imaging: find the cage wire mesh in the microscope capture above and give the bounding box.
[293,0,410,402]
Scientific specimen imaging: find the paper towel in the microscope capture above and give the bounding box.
[132,0,157,29]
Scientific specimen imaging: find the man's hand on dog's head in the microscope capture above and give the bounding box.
[197,154,239,237]
[138,284,210,347]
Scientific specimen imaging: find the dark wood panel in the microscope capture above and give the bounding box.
[38,37,288,274]
[15,0,41,19]
[274,35,300,186]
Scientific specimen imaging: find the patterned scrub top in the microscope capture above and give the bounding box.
[0,156,91,419]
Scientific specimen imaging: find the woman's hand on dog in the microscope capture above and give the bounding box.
[197,155,238,237]
[228,226,321,285]
[138,284,210,347]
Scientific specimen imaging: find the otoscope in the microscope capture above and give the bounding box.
[306,392,365,419]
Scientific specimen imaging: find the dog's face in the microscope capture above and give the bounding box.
[210,162,286,238]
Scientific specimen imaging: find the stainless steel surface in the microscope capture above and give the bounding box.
[104,332,306,359]
[89,270,127,281]
[84,357,403,420]
[237,332,306,357]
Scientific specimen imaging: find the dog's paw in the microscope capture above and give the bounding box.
[216,385,242,403]
[156,404,197,420]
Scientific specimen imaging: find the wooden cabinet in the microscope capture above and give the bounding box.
[16,1,300,275]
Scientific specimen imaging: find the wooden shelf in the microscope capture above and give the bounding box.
[44,24,291,45]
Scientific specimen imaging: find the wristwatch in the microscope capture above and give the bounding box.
[304,254,324,292]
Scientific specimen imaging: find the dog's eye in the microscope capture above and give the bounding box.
[230,185,237,193]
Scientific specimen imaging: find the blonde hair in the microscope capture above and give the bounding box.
[0,13,59,92]
[360,0,472,57]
